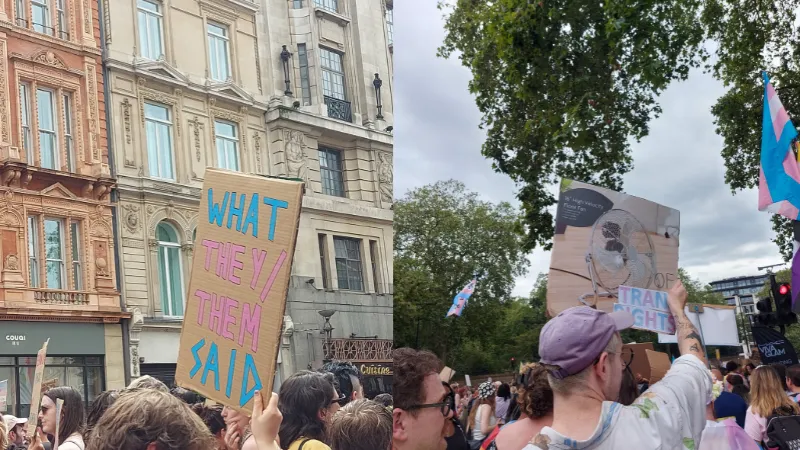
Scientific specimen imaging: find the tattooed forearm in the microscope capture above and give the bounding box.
[673,313,706,363]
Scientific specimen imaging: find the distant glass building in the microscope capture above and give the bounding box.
[709,274,770,315]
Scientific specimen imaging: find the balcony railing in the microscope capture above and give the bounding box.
[322,338,392,361]
[324,96,353,123]
[33,289,89,305]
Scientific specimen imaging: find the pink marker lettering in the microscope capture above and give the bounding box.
[208,293,225,334]
[260,250,288,302]
[239,302,262,352]
[221,297,239,340]
[215,242,230,280]
[228,244,245,285]
[201,239,220,271]
[194,289,211,326]
[251,248,267,290]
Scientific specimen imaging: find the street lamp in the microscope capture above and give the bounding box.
[280,45,293,96]
[373,73,383,120]
[319,309,336,362]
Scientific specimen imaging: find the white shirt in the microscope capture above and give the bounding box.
[58,433,85,450]
[523,354,712,450]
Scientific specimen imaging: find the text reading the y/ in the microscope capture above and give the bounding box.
[188,188,291,408]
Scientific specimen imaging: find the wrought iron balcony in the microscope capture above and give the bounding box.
[324,96,353,123]
[322,338,392,361]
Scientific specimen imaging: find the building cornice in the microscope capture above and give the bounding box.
[106,60,268,111]
[302,195,393,223]
[0,309,130,323]
[0,22,102,57]
[266,107,393,145]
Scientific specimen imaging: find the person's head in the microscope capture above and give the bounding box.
[746,362,756,375]
[40,386,84,444]
[3,415,27,446]
[726,373,744,392]
[617,368,638,406]
[127,375,169,392]
[373,393,393,408]
[750,365,800,417]
[516,363,554,420]
[497,383,511,400]
[773,364,789,391]
[539,306,634,402]
[86,388,213,450]
[278,370,339,447]
[86,390,120,436]
[787,364,800,390]
[321,360,364,405]
[328,399,392,450]
[220,403,249,437]
[393,347,449,450]
[170,387,205,404]
[466,381,496,432]
[190,404,226,450]
[726,361,740,374]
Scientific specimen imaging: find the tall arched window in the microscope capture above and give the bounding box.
[157,222,184,317]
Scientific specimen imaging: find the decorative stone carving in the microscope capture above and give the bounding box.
[86,63,100,161]
[0,41,9,144]
[284,131,307,180]
[378,151,393,202]
[253,40,263,94]
[32,51,67,70]
[253,132,262,174]
[122,204,140,233]
[102,0,112,44]
[146,205,154,214]
[122,98,132,146]
[188,116,203,162]
[5,254,19,271]
[96,257,109,276]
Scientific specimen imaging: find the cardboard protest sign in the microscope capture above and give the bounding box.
[645,349,671,383]
[0,380,7,412]
[440,367,456,383]
[657,305,739,346]
[175,169,304,413]
[622,342,654,381]
[547,179,680,316]
[27,339,49,439]
[465,375,472,387]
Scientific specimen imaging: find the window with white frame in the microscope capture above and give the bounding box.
[43,218,65,289]
[36,88,58,170]
[333,237,363,291]
[318,147,345,197]
[28,216,39,287]
[298,44,312,106]
[137,0,164,60]
[293,0,303,8]
[144,102,174,180]
[157,222,184,317]
[207,22,231,82]
[320,48,346,101]
[56,0,67,39]
[386,6,393,46]
[15,0,26,27]
[314,0,338,14]
[214,120,239,171]
[70,221,81,290]
[19,83,32,163]
[31,0,51,35]
[63,93,75,172]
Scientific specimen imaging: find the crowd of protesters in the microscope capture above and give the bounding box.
[392,280,800,450]
[0,360,392,450]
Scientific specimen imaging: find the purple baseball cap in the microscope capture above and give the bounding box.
[539,306,635,379]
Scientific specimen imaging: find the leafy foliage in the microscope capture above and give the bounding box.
[438,0,707,251]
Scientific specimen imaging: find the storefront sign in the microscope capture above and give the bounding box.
[0,322,105,355]
[175,170,303,414]
[359,363,392,376]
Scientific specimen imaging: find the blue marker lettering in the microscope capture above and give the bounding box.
[239,353,262,407]
[226,348,237,399]
[262,197,289,241]
[201,341,221,391]
[208,189,230,227]
[227,193,246,232]
[189,338,205,378]
[242,193,260,237]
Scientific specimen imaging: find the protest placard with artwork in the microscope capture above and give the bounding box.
[547,179,680,317]
[174,169,304,414]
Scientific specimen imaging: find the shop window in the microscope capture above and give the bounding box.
[157,222,184,317]
[333,237,363,291]
[1,356,104,418]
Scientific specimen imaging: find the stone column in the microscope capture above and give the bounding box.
[129,308,145,378]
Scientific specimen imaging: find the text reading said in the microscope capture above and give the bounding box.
[189,338,263,408]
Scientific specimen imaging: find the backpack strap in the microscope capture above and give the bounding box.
[298,438,312,450]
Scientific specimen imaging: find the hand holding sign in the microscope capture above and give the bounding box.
[250,390,282,450]
[667,279,688,315]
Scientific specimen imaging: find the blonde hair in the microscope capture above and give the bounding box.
[0,419,8,450]
[126,375,169,392]
[466,395,495,433]
[328,399,392,450]
[547,333,621,394]
[750,365,800,417]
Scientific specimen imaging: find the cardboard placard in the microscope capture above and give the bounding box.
[465,375,472,387]
[623,342,654,381]
[645,349,671,383]
[440,367,456,383]
[175,169,304,414]
[547,179,680,316]
[26,339,49,440]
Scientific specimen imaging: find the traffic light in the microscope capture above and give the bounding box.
[774,283,797,326]
[755,297,778,327]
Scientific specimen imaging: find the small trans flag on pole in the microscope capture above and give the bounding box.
[446,278,477,317]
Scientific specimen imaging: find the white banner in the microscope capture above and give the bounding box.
[657,306,739,346]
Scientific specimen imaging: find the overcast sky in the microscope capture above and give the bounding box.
[393,0,786,296]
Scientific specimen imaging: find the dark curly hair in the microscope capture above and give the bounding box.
[190,403,225,436]
[393,348,442,413]
[517,363,553,419]
[86,389,120,436]
[171,387,206,405]
[321,361,363,406]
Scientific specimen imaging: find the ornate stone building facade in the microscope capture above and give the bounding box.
[0,0,126,415]
[105,0,392,389]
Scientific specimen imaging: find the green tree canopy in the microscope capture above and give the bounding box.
[438,0,800,258]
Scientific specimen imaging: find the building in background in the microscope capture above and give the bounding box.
[0,0,127,416]
[259,0,394,390]
[710,274,769,315]
[103,0,393,389]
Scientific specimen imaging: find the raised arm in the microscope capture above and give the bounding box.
[668,280,707,365]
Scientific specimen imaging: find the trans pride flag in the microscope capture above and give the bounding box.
[446,279,477,317]
[759,72,800,219]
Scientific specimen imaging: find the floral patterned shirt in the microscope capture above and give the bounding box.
[523,354,712,450]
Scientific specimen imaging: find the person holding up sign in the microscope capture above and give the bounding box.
[30,387,85,450]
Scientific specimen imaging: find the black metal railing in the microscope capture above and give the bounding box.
[15,17,28,28]
[324,96,352,123]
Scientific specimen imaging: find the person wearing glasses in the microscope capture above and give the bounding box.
[393,348,454,450]
[524,280,713,450]
[277,371,341,450]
